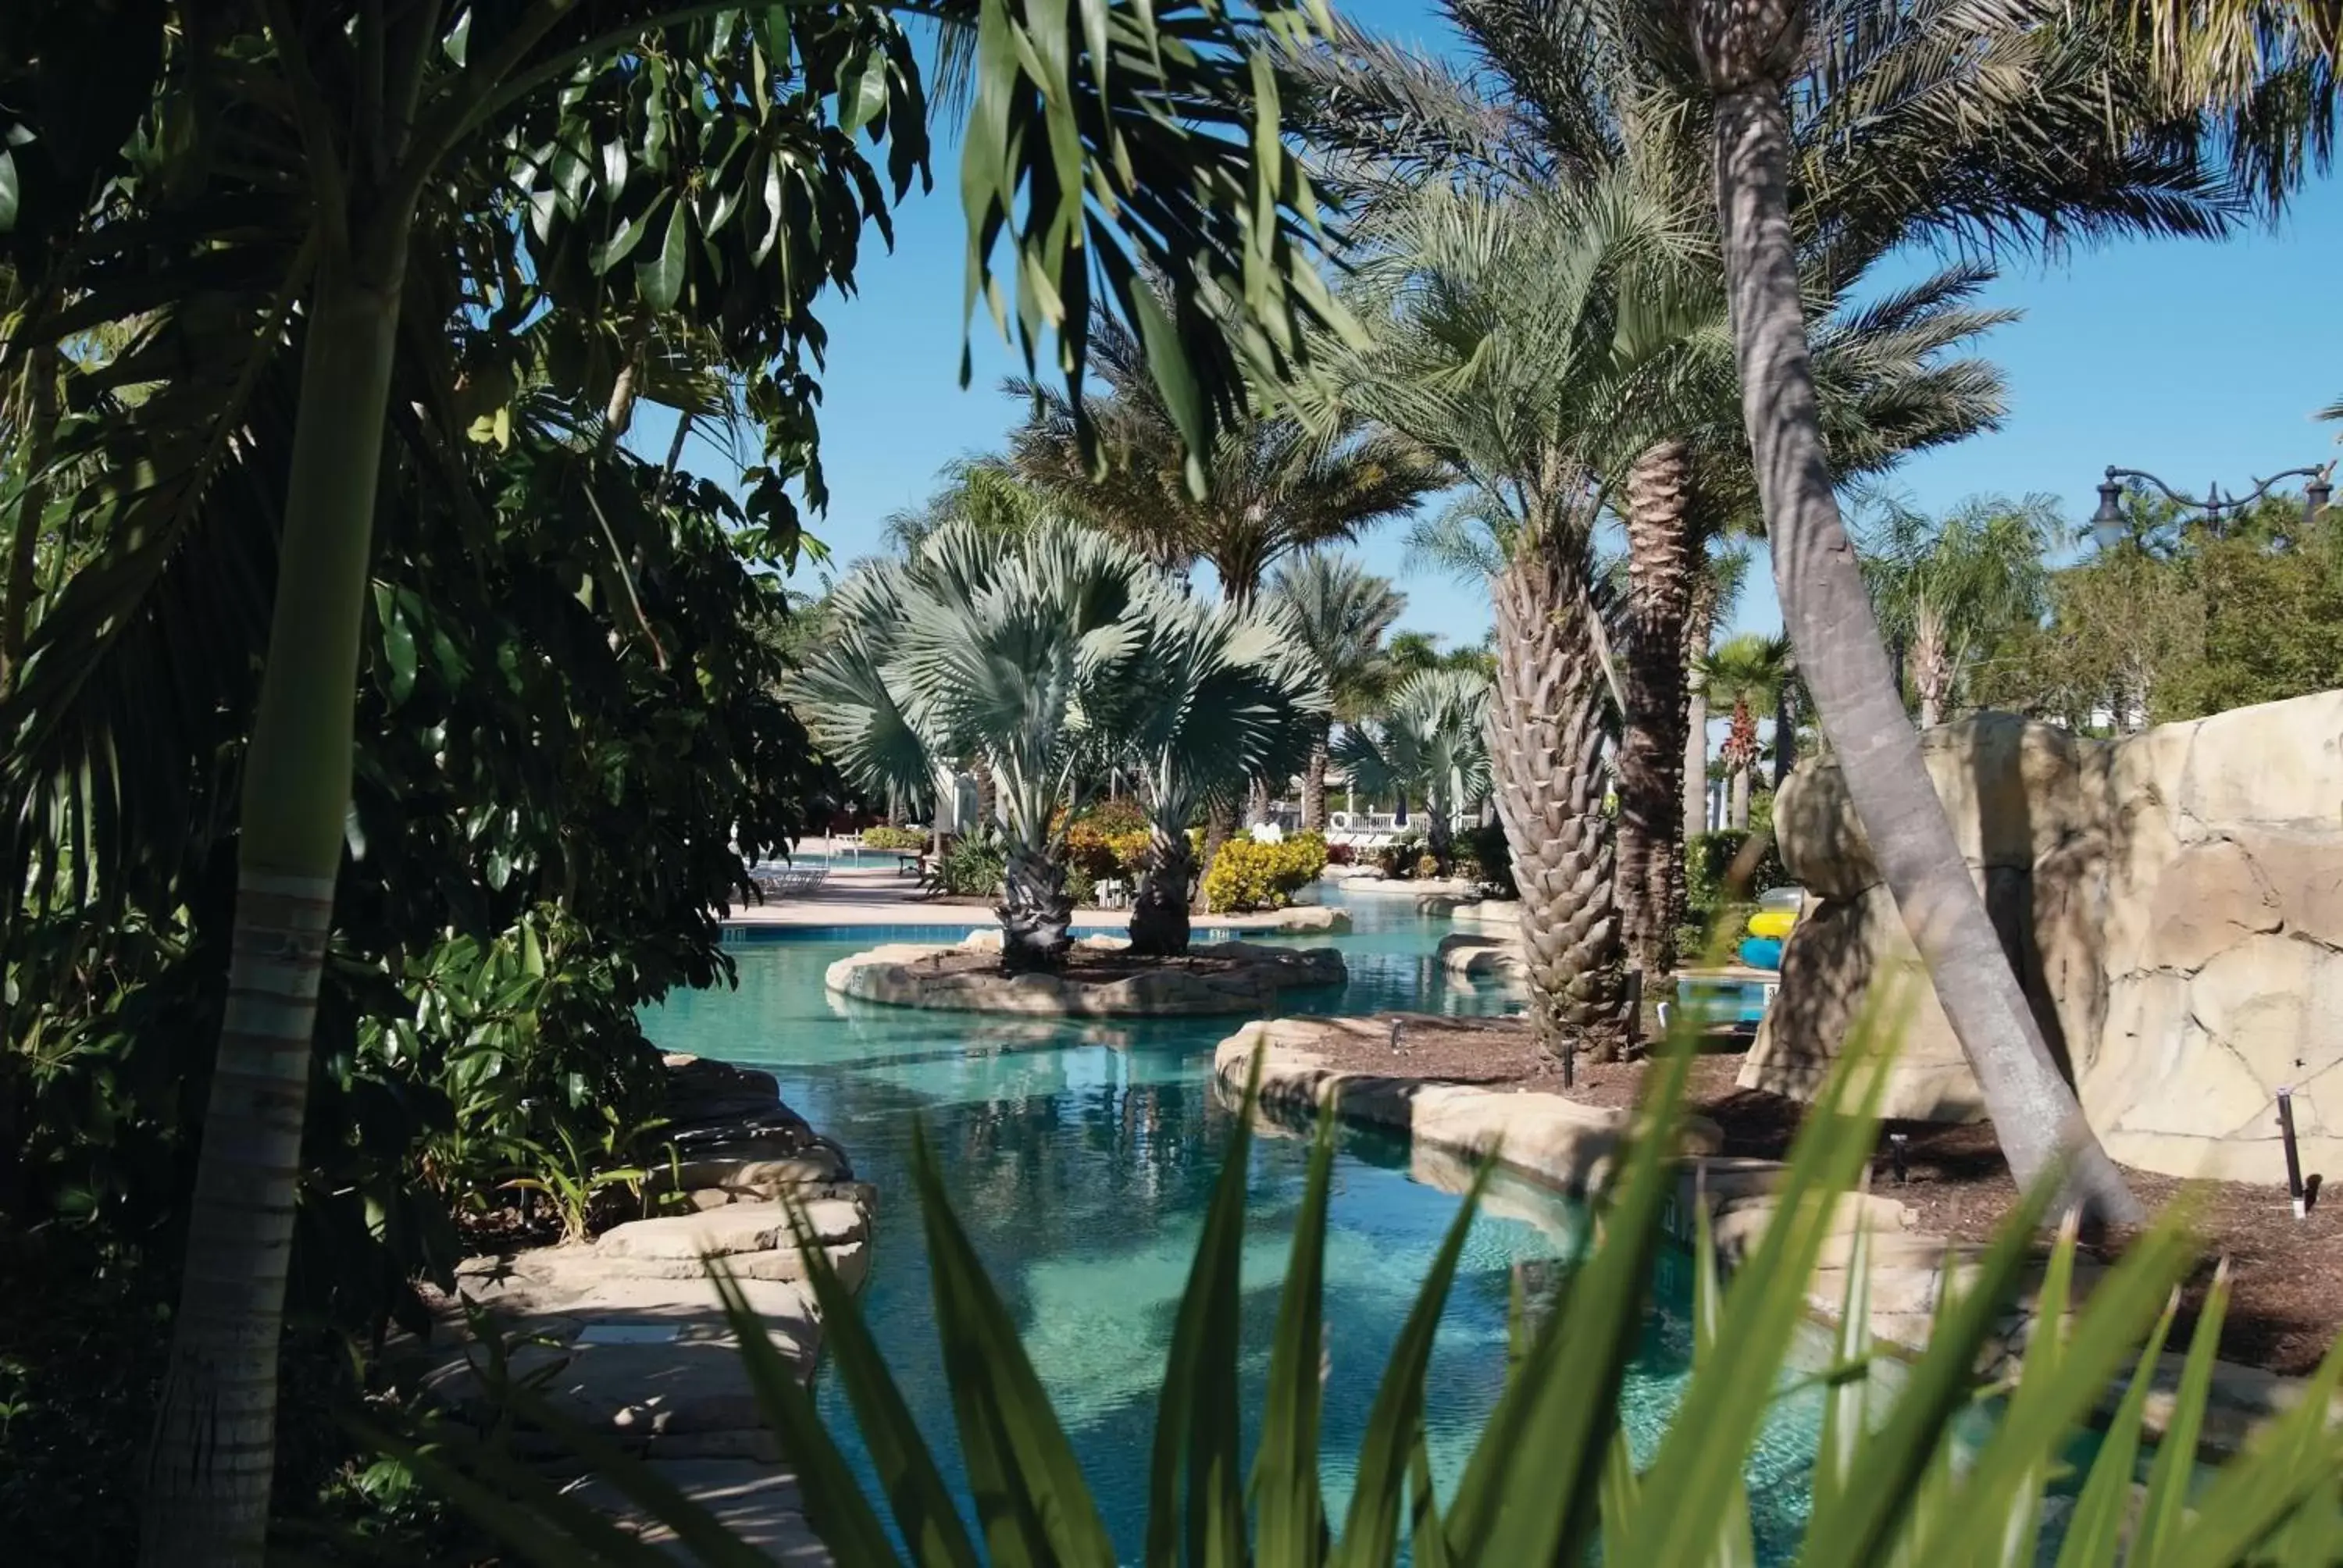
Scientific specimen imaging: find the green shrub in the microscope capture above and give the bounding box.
[1201,832,1328,913]
[1414,852,1440,879]
[1375,828,1426,879]
[1065,818,1150,882]
[1685,829,1789,921]
[930,832,1006,897]
[860,825,929,851]
[1466,819,1517,899]
[410,1029,2343,1566]
[1064,862,1097,908]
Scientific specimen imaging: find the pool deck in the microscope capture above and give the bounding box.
[720,865,1336,934]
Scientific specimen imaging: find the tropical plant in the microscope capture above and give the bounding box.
[1283,0,2236,1021]
[1681,0,2143,1219]
[1268,553,1407,832]
[1682,542,1753,841]
[1004,298,1446,607]
[794,520,1167,969]
[2,0,1352,1547]
[1697,633,1792,830]
[1118,591,1326,953]
[879,458,1058,557]
[928,831,1008,900]
[1863,493,2059,726]
[390,1025,2343,1568]
[1385,629,1498,679]
[1333,671,1491,874]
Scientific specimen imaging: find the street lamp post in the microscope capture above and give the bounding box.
[2090,463,2335,550]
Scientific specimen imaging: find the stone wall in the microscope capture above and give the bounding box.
[1743,692,2343,1182]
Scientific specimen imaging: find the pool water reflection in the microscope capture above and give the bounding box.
[640,896,1825,1559]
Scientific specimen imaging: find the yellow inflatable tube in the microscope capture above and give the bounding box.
[1746,909,1797,940]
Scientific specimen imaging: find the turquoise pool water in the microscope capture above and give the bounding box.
[640,896,1828,1559]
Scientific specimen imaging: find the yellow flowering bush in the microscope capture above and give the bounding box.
[1201,832,1330,913]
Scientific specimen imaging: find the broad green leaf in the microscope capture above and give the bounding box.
[0,148,18,233]
[2053,1298,2177,1568]
[704,1266,907,1565]
[911,1121,1118,1566]
[842,46,890,138]
[1250,1107,1335,1566]
[441,7,470,66]
[776,1214,981,1568]
[1441,1039,1695,1565]
[2134,1265,2229,1567]
[637,203,690,309]
[1144,1048,1256,1568]
[1332,1149,1492,1568]
[384,608,419,704]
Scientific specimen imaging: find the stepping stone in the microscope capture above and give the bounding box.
[657,1142,847,1196]
[597,1199,867,1262]
[565,1459,827,1563]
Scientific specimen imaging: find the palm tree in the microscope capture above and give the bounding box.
[1682,542,1753,839]
[1386,628,1499,679]
[1119,592,1327,953]
[1698,633,1792,829]
[1004,301,1446,607]
[879,457,1054,557]
[793,521,1168,971]
[1267,553,1406,831]
[1329,176,1716,1067]
[1332,670,1492,869]
[1683,0,2144,1219]
[1284,0,2238,1020]
[1863,494,2059,727]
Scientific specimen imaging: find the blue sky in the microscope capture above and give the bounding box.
[631,4,2343,650]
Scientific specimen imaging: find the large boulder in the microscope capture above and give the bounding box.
[1749,693,2343,1182]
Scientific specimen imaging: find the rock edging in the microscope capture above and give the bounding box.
[412,1053,872,1560]
[1216,1019,2341,1462]
[829,940,1347,1017]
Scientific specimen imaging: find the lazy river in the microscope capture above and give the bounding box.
[640,894,1826,1560]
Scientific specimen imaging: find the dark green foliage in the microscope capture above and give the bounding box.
[1464,819,1517,899]
[930,832,1008,898]
[1974,490,2343,730]
[1683,829,1789,953]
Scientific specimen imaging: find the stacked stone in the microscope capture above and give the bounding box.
[412,1053,876,1562]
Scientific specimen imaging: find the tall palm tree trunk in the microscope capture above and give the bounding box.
[1682,580,1717,847]
[971,755,998,832]
[1701,39,2137,1221]
[1300,721,1331,832]
[1617,439,1695,995]
[141,251,410,1561]
[1129,826,1196,956]
[1490,540,1627,1078]
[1730,764,1751,829]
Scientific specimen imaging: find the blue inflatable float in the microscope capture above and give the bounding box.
[1738,935,1784,971]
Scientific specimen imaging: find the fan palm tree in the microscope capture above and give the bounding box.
[1118,592,1327,953]
[1863,493,2059,727]
[793,521,1164,971]
[1333,669,1492,869]
[1680,0,2154,1219]
[1267,553,1406,831]
[1697,632,1792,829]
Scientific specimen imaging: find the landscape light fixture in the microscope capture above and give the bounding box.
[2090,462,2338,551]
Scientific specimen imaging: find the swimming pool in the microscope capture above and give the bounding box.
[640,895,1828,1559]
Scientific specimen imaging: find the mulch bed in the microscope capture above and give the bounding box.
[911,945,1267,984]
[1311,1014,2343,1377]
